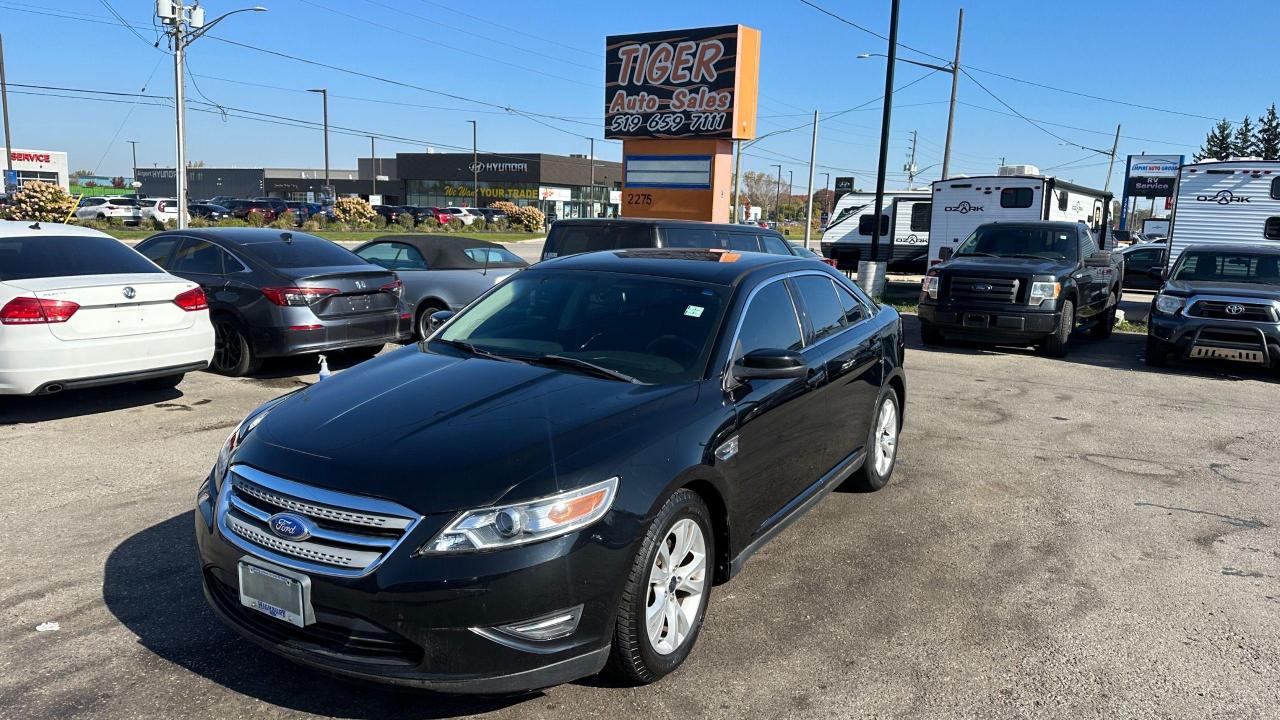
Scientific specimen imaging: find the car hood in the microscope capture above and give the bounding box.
[939,256,1073,276]
[234,346,694,515]
[1162,279,1280,300]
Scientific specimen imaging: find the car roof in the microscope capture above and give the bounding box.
[979,220,1082,231]
[552,217,784,234]
[0,220,115,239]
[145,227,323,246]
[1183,243,1280,256]
[363,234,527,269]
[537,248,809,285]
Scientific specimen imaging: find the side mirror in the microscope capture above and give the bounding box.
[428,309,456,332]
[1084,251,1113,268]
[1146,267,1166,281]
[732,348,808,382]
[938,246,954,262]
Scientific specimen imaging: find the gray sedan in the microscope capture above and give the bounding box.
[353,234,528,339]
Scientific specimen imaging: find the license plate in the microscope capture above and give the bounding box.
[1190,346,1264,364]
[238,561,310,627]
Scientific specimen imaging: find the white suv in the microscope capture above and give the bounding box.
[439,207,477,226]
[140,197,181,224]
[74,197,142,224]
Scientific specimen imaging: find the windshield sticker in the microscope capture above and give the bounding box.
[684,305,705,318]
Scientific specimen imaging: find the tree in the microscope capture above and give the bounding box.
[110,176,125,189]
[1196,119,1234,161]
[186,160,206,168]
[332,196,376,224]
[741,170,786,219]
[70,169,94,179]
[812,188,835,215]
[1258,104,1280,160]
[1232,115,1257,158]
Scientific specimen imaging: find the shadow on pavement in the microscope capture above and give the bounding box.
[0,383,184,424]
[103,512,533,719]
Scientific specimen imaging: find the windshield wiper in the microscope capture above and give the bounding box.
[526,354,642,384]
[1003,253,1062,260]
[434,338,524,363]
[954,251,998,258]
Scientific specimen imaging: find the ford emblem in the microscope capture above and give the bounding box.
[974,283,993,292]
[268,513,313,541]
[1226,304,1245,315]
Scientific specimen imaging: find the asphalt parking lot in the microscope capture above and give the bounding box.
[3,311,1278,719]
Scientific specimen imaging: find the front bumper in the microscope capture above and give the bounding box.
[194,477,626,693]
[919,302,1060,342]
[1148,312,1280,366]
[251,312,412,358]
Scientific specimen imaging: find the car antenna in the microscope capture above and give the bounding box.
[28,221,40,230]
[280,232,293,243]
[482,243,490,276]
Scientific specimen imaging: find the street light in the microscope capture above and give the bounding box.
[158,1,266,228]
[307,89,329,202]
[856,7,962,180]
[467,120,477,208]
[770,164,782,223]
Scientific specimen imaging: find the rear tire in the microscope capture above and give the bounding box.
[606,489,713,685]
[211,318,259,377]
[845,387,901,492]
[919,320,945,346]
[1090,292,1118,340]
[1145,333,1169,367]
[415,301,448,341]
[1040,300,1074,358]
[135,373,184,391]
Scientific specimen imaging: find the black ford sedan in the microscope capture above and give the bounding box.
[195,248,906,693]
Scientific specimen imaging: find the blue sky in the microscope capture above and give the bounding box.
[3,0,1278,193]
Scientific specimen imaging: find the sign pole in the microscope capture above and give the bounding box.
[0,34,13,187]
[865,0,901,298]
[803,110,819,250]
[732,139,743,222]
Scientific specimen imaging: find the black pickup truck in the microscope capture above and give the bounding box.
[918,221,1123,357]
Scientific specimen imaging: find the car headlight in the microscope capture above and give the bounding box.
[212,396,289,490]
[418,477,619,554]
[920,275,939,300]
[1029,281,1061,304]
[1155,293,1185,315]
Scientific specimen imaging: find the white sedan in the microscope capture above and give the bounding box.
[74,196,142,224]
[0,221,215,395]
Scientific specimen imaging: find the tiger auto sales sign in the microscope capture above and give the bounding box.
[605,25,760,141]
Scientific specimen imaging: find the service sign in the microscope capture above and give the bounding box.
[1123,154,1182,198]
[605,24,760,141]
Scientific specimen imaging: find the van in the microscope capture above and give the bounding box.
[541,218,802,261]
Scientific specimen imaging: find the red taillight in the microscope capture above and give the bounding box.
[0,297,80,325]
[380,279,403,297]
[261,287,340,306]
[822,258,837,267]
[174,287,208,311]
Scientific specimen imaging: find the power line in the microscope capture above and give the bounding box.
[956,101,1198,149]
[960,68,1111,157]
[97,0,158,49]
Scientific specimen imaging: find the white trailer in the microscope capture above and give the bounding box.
[1141,217,1170,238]
[1164,159,1280,269]
[820,189,931,269]
[928,173,1112,265]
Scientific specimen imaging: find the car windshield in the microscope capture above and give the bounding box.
[240,234,363,268]
[437,270,729,384]
[955,225,1076,260]
[0,235,162,280]
[1172,251,1280,286]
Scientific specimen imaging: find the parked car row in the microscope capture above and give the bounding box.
[371,205,507,227]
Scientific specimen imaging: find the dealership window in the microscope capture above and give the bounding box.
[858,214,890,236]
[1001,187,1034,208]
[909,202,931,232]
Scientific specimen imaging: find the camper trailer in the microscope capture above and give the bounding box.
[928,169,1112,265]
[820,189,931,271]
[1164,159,1280,268]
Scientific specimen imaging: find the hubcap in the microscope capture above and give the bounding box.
[873,397,898,476]
[645,518,707,656]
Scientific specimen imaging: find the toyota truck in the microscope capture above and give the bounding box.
[917,221,1123,357]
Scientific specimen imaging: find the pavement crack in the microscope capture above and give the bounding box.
[1135,502,1268,529]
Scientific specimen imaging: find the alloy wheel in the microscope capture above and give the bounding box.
[646,518,707,656]
[213,321,243,373]
[873,396,898,477]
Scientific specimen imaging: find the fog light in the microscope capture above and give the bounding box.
[472,605,584,647]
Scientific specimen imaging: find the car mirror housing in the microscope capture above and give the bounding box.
[1084,251,1113,268]
[1146,267,1166,281]
[732,348,808,382]
[428,310,456,332]
[938,247,954,262]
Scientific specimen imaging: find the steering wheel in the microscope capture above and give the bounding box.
[645,335,700,362]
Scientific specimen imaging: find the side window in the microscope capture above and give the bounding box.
[733,280,803,360]
[1272,178,1280,200]
[137,237,180,267]
[1001,187,1034,208]
[171,239,225,275]
[662,227,719,249]
[1127,249,1158,268]
[1266,217,1280,240]
[858,214,889,236]
[358,242,427,270]
[835,282,869,324]
[792,275,846,343]
[717,232,761,253]
[910,202,931,232]
[760,234,792,255]
[1079,228,1098,257]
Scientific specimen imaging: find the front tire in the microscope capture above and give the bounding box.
[1040,300,1074,358]
[919,319,945,346]
[415,301,448,341]
[1090,292,1118,339]
[607,489,713,685]
[211,318,260,376]
[845,387,900,492]
[1145,333,1169,367]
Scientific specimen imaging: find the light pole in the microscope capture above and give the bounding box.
[307,89,329,202]
[770,164,782,223]
[588,137,595,217]
[158,1,266,228]
[127,140,139,191]
[467,120,477,208]
[1,34,13,191]
[821,172,831,213]
[369,136,376,198]
[857,7,962,180]
[804,112,819,249]
[787,170,794,221]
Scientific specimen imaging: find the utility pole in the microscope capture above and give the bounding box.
[866,0,901,297]
[1103,124,1121,194]
[369,136,376,197]
[804,110,819,249]
[588,137,596,216]
[771,164,782,223]
[0,34,12,190]
[308,89,329,201]
[941,8,963,180]
[821,172,831,215]
[905,129,919,186]
[127,141,139,180]
[732,140,744,222]
[468,120,478,208]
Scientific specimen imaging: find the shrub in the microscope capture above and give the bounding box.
[373,214,389,229]
[490,218,510,232]
[419,217,440,232]
[216,217,249,227]
[395,212,415,230]
[245,209,267,227]
[269,210,297,229]
[510,205,546,232]
[189,216,211,228]
[301,218,324,232]
[445,218,464,232]
[332,196,376,224]
[470,219,489,232]
[489,200,520,218]
[0,181,77,222]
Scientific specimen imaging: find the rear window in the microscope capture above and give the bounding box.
[240,234,363,268]
[0,235,162,281]
[545,224,655,257]
[1001,187,1034,208]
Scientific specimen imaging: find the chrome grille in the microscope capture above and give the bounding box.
[216,465,421,578]
[1189,300,1276,322]
[947,275,1021,303]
